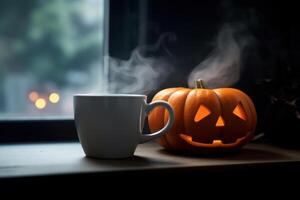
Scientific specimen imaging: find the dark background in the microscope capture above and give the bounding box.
[110,0,300,147]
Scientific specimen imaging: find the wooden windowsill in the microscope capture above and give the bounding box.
[0,142,300,191]
[1,141,300,180]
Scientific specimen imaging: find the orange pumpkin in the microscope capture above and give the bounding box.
[148,80,257,153]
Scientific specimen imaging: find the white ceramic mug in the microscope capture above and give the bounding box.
[74,94,174,159]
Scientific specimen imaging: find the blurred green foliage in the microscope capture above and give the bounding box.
[0,0,103,86]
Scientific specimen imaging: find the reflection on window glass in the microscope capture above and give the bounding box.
[0,0,105,119]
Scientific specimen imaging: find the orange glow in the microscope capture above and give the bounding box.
[215,116,225,127]
[179,134,223,145]
[179,132,252,148]
[233,103,247,121]
[180,134,193,142]
[212,140,222,145]
[35,98,46,109]
[28,91,39,102]
[49,92,60,103]
[194,105,211,122]
[179,134,225,147]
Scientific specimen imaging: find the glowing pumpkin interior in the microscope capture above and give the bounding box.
[181,102,249,146]
[194,105,211,122]
[233,103,247,121]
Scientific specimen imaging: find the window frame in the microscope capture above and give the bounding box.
[0,119,76,143]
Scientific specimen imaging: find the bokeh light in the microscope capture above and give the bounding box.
[49,93,60,103]
[28,91,39,102]
[35,98,46,109]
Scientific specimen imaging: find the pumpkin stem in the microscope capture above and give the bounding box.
[195,79,205,89]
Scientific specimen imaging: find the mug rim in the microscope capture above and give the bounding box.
[74,93,146,98]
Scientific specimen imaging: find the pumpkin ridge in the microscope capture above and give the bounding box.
[149,87,180,149]
[239,91,257,135]
[211,89,224,139]
[182,89,193,138]
[213,88,236,142]
[181,89,194,150]
[164,89,191,149]
[161,88,182,148]
[239,90,257,131]
[155,87,182,149]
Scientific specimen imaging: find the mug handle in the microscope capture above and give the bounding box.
[139,100,174,143]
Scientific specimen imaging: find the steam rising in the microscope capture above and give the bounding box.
[108,33,175,94]
[188,23,253,88]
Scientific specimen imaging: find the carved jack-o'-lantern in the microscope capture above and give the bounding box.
[148,80,257,153]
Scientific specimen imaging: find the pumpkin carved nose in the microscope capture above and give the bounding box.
[216,116,225,127]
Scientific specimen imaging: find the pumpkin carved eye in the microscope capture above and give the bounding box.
[233,103,247,121]
[194,105,211,122]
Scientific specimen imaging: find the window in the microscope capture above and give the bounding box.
[0,0,107,120]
